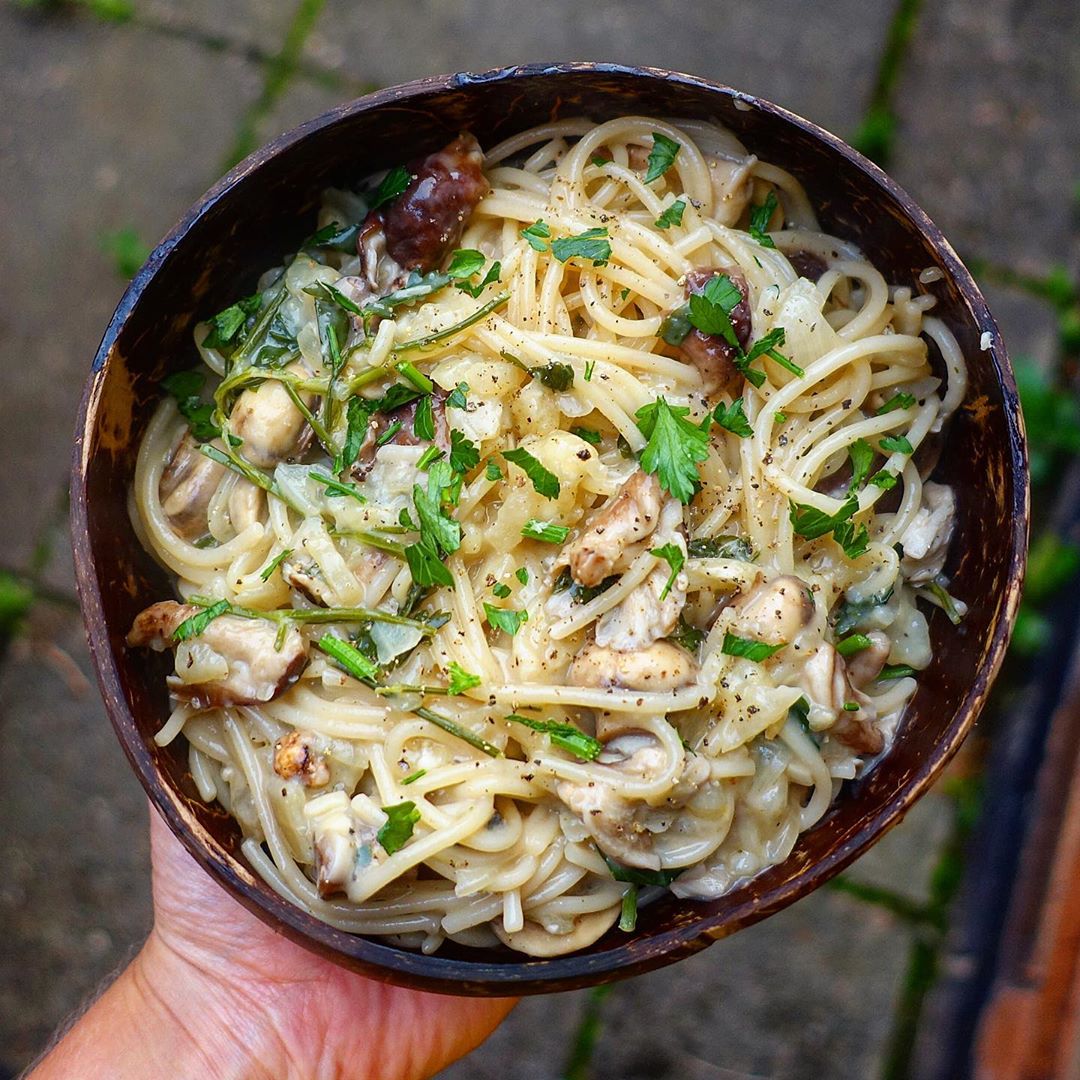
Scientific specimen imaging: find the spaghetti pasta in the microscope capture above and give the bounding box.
[128,116,965,956]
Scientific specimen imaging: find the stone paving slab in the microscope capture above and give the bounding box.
[0,604,151,1071]
[0,7,257,570]
[300,0,893,138]
[439,888,909,1080]
[890,0,1080,277]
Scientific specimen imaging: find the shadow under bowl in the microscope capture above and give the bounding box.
[71,62,1027,996]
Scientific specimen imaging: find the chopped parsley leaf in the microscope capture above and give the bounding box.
[506,714,601,760]
[571,426,602,445]
[635,397,710,504]
[876,391,916,416]
[880,434,914,455]
[790,496,869,560]
[650,542,685,600]
[870,469,898,490]
[368,165,412,211]
[502,447,561,499]
[550,227,612,267]
[748,191,778,248]
[687,273,742,344]
[644,132,680,183]
[721,632,786,662]
[484,603,529,637]
[713,397,753,438]
[447,661,482,695]
[515,567,529,585]
[449,430,480,474]
[520,220,551,251]
[655,199,686,229]
[376,802,420,854]
[202,293,263,351]
[848,438,875,492]
[172,599,230,642]
[161,370,221,443]
[522,520,570,544]
[413,395,435,441]
[446,382,469,409]
[485,459,504,481]
[492,582,511,599]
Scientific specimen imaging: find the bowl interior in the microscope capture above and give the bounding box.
[72,63,1026,994]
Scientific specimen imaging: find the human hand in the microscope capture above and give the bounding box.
[31,804,517,1079]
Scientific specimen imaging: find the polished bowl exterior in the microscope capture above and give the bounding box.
[71,63,1027,995]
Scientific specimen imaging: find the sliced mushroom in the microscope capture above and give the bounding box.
[900,482,955,585]
[380,133,490,273]
[303,791,388,898]
[674,267,753,396]
[568,640,698,692]
[706,155,755,226]
[844,630,891,689]
[273,730,330,787]
[229,365,316,469]
[228,478,264,532]
[127,600,308,709]
[799,642,884,756]
[788,250,828,282]
[594,557,686,652]
[729,574,815,645]
[281,547,388,609]
[303,791,356,898]
[159,433,227,540]
[557,731,668,869]
[565,470,663,587]
[355,216,406,297]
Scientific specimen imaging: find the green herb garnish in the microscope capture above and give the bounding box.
[636,397,710,504]
[520,220,551,251]
[376,802,420,855]
[713,397,753,438]
[502,447,561,499]
[655,199,686,230]
[644,132,680,183]
[368,165,412,211]
[172,599,231,641]
[506,714,602,760]
[484,603,529,636]
[721,632,786,662]
[748,191,778,248]
[650,542,685,600]
[550,228,612,267]
[876,391,916,416]
[447,661,482,695]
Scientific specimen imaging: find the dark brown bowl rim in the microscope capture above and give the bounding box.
[71,61,1028,995]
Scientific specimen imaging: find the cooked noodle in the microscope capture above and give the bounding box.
[130,116,965,956]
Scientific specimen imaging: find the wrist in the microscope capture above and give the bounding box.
[30,930,288,1080]
[129,928,289,1078]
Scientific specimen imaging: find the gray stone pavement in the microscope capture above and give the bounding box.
[0,0,1077,1076]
